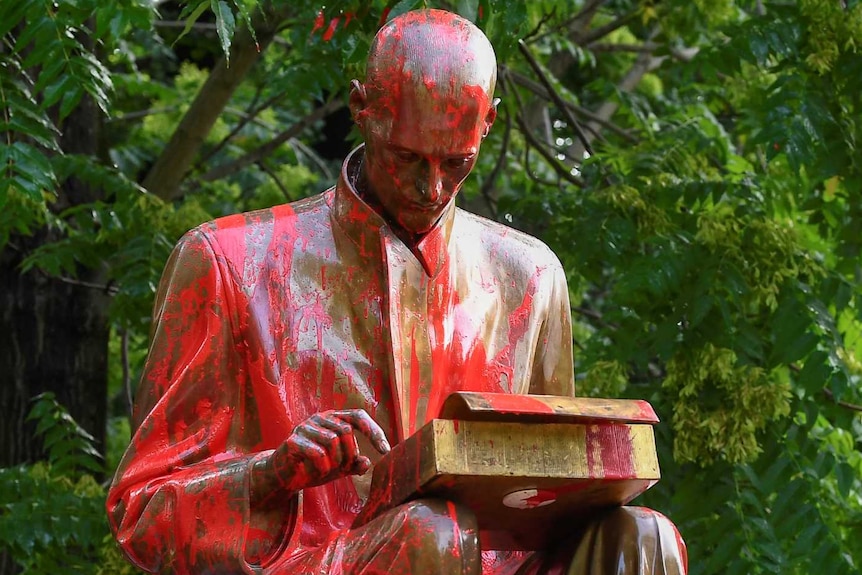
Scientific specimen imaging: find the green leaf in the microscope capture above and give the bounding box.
[42,75,76,109]
[0,1,29,39]
[59,86,84,121]
[457,0,479,21]
[8,142,56,196]
[388,0,423,21]
[769,296,816,365]
[230,0,257,48]
[796,351,830,395]
[174,1,209,46]
[835,462,854,498]
[212,0,236,61]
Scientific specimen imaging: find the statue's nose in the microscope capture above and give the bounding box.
[418,163,443,202]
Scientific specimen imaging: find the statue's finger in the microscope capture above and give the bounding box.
[333,409,391,455]
[350,455,372,476]
[296,421,344,470]
[317,415,362,470]
[286,433,331,487]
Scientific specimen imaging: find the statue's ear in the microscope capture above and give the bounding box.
[483,97,500,138]
[349,80,368,132]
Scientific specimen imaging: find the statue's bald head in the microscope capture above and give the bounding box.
[364,9,497,107]
[348,9,498,239]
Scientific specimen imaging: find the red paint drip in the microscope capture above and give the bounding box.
[592,424,636,478]
[408,323,421,435]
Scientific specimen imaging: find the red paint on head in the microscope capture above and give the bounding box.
[351,9,497,239]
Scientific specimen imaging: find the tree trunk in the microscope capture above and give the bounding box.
[0,76,108,470]
[0,243,110,467]
[143,2,293,201]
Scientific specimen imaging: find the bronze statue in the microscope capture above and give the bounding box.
[107,9,687,574]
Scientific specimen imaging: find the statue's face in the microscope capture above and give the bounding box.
[360,83,493,236]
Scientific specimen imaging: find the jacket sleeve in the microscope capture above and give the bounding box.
[529,253,576,398]
[106,228,294,574]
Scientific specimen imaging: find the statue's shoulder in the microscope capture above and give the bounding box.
[176,190,334,266]
[189,190,331,242]
[454,208,562,270]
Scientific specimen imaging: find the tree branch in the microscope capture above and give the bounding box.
[142,2,292,201]
[522,8,558,42]
[106,106,180,123]
[568,27,663,159]
[530,0,608,44]
[506,73,584,188]
[516,111,585,187]
[507,69,638,142]
[523,145,560,187]
[478,94,512,217]
[258,160,291,201]
[572,305,618,330]
[198,87,287,166]
[519,40,594,157]
[38,270,119,295]
[154,20,218,31]
[587,42,659,53]
[290,137,335,181]
[574,10,638,46]
[823,388,862,413]
[198,98,343,183]
[571,0,610,28]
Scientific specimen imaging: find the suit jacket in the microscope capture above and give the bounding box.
[107,146,574,574]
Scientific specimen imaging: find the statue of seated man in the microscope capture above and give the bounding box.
[107,9,688,574]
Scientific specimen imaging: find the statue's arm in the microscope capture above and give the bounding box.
[529,254,576,398]
[106,229,294,574]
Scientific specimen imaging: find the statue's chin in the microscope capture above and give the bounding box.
[398,212,441,237]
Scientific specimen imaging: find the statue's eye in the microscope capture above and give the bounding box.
[446,156,472,169]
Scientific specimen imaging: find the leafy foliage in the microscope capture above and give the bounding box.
[0,0,153,244]
[0,394,142,575]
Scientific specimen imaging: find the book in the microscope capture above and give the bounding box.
[353,392,662,550]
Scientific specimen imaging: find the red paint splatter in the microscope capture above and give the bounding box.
[590,424,636,479]
[312,10,325,35]
[478,393,556,415]
[523,489,557,507]
[322,17,340,42]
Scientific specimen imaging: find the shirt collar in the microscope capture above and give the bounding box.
[331,145,455,278]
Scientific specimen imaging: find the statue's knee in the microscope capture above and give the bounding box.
[593,507,687,573]
[392,498,479,567]
[602,507,684,542]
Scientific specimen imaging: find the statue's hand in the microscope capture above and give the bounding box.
[260,409,391,497]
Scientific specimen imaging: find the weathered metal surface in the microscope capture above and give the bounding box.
[356,415,660,550]
[439,391,661,424]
